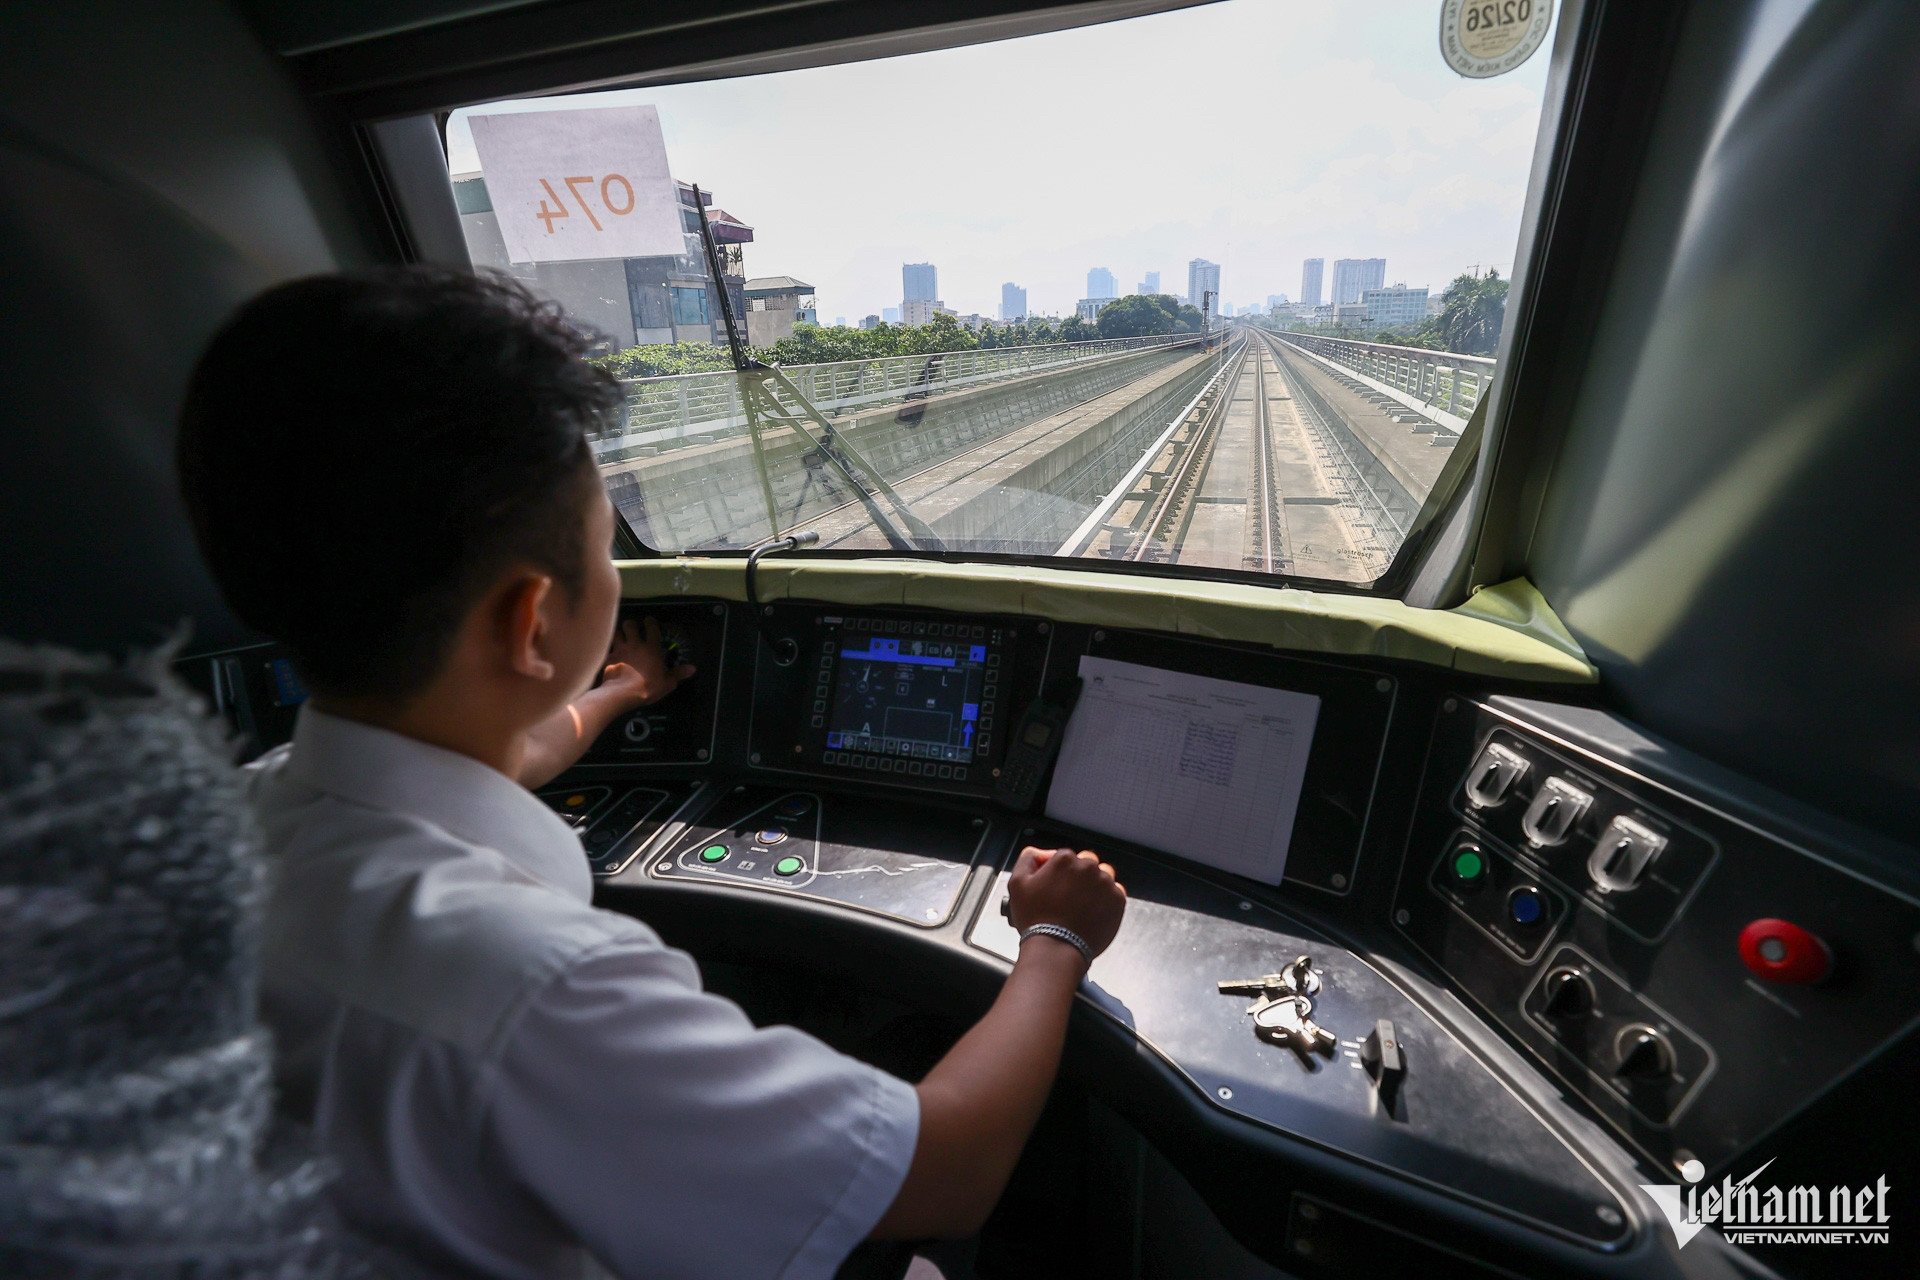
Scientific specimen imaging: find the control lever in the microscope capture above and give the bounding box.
[1361,1019,1406,1110]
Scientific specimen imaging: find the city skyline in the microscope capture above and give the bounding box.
[445,0,1553,322]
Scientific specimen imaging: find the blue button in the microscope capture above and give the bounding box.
[1507,885,1546,926]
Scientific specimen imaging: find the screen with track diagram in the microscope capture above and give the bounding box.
[826,621,1003,765]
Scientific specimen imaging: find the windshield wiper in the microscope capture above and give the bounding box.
[752,365,947,552]
[693,186,944,554]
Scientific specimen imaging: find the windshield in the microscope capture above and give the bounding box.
[445,0,1556,585]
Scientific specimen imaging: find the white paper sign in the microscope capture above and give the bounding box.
[468,105,686,264]
[1045,656,1321,885]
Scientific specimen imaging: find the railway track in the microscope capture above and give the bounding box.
[1247,344,1281,574]
[778,352,1210,549]
[1252,330,1407,576]
[1124,341,1252,563]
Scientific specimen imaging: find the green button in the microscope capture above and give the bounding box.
[1452,849,1486,883]
[700,844,729,864]
[774,856,804,877]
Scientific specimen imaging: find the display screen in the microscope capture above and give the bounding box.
[826,625,999,763]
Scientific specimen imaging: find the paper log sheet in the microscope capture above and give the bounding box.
[1045,656,1321,884]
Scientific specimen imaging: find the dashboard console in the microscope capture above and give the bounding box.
[196,593,1920,1278]
[1396,698,1920,1181]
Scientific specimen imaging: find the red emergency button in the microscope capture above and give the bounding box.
[1739,918,1831,984]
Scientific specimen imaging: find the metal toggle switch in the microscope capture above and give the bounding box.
[1466,742,1530,808]
[1522,776,1593,847]
[1587,814,1668,892]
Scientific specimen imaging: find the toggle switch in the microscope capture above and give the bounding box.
[1587,815,1667,892]
[1613,1025,1673,1082]
[1522,777,1593,847]
[1540,967,1595,1019]
[1466,742,1530,808]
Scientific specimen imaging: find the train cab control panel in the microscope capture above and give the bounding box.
[200,595,1919,1277]
[1397,697,1920,1182]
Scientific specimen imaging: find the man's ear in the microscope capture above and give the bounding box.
[501,572,558,682]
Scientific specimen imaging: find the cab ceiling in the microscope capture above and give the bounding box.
[235,0,1216,119]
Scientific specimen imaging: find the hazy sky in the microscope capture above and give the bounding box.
[446,0,1557,322]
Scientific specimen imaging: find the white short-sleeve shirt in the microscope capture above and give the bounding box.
[248,707,919,1280]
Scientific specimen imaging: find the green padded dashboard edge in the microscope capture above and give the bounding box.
[617,560,1596,685]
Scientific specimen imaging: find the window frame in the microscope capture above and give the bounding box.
[364,0,1610,603]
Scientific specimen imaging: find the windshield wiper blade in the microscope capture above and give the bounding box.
[692,182,942,554]
[752,364,947,553]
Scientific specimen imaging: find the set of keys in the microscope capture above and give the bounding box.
[1217,955,1338,1058]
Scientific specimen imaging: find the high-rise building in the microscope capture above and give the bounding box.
[1140,270,1161,295]
[1300,258,1324,309]
[882,307,901,324]
[1000,282,1028,322]
[1331,258,1387,305]
[1361,284,1429,329]
[1266,294,1287,312]
[1188,258,1221,311]
[902,262,938,303]
[901,298,948,326]
[1087,267,1118,300]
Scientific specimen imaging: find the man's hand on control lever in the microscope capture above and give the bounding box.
[516,617,695,789]
[872,845,1128,1241]
[1006,845,1127,956]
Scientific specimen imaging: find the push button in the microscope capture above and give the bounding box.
[1507,885,1546,926]
[774,797,809,820]
[1738,918,1831,984]
[774,856,805,877]
[755,827,789,846]
[699,844,729,864]
[1449,847,1487,887]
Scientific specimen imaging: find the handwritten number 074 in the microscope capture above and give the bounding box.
[536,174,636,234]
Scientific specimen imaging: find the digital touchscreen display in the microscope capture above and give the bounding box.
[826,623,1000,764]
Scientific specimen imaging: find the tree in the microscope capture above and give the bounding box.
[1437,270,1509,356]
[1095,294,1179,339]
[590,343,736,378]
[1058,315,1096,341]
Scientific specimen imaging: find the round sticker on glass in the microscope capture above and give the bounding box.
[1440,0,1552,79]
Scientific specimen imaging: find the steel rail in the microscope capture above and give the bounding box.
[1126,342,1251,563]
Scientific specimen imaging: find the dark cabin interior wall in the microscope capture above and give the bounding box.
[1525,0,1920,843]
[0,0,378,656]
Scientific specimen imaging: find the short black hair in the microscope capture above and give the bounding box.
[178,267,623,701]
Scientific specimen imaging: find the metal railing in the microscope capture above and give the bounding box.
[1266,331,1495,424]
[591,332,1201,460]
